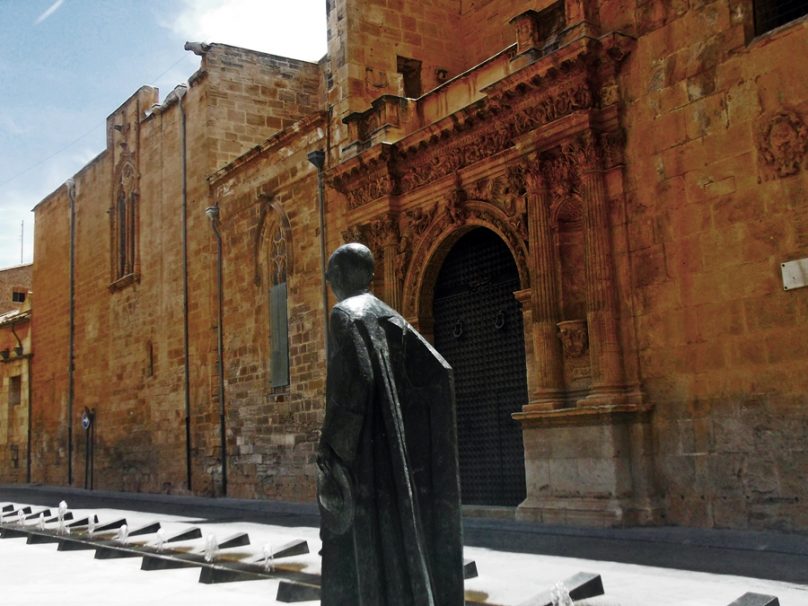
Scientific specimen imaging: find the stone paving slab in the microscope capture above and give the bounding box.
[0,502,806,605]
[1,485,807,605]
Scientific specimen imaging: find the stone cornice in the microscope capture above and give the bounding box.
[484,32,634,103]
[329,31,633,212]
[328,143,396,211]
[208,111,327,187]
[513,403,653,428]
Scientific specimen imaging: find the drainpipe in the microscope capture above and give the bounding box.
[66,177,76,486]
[205,204,227,497]
[6,314,34,483]
[9,324,24,357]
[26,352,32,483]
[176,85,193,492]
[307,150,328,352]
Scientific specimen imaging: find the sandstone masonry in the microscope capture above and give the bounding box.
[25,1,808,531]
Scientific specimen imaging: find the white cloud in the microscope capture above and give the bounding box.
[34,0,64,25]
[0,116,26,136]
[162,0,327,62]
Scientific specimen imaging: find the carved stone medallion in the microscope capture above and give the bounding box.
[757,110,808,181]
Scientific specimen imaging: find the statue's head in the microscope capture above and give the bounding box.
[326,243,375,302]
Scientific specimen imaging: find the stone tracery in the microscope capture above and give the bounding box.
[110,155,139,286]
[254,195,294,287]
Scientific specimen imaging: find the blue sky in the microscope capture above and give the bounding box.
[0,0,327,270]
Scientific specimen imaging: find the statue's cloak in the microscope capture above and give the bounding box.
[319,293,463,606]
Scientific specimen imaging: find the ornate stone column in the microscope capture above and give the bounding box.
[576,131,625,403]
[523,162,565,410]
[369,213,401,309]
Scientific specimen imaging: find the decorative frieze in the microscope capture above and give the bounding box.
[396,205,437,281]
[398,80,593,195]
[468,165,526,217]
[330,145,396,210]
[341,224,365,244]
[403,199,531,316]
[344,171,395,210]
[332,34,632,211]
[366,213,399,260]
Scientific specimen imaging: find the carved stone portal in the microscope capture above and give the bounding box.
[331,26,651,526]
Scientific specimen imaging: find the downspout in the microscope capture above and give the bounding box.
[205,204,227,497]
[7,315,33,483]
[177,85,193,492]
[66,177,76,486]
[307,150,328,352]
[26,352,32,483]
[10,320,31,481]
[10,323,24,357]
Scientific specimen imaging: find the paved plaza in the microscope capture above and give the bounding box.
[0,485,806,606]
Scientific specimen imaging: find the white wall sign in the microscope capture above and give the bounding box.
[781,258,808,291]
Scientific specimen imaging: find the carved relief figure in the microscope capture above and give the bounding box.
[396,205,436,281]
[557,319,589,358]
[444,189,466,227]
[757,110,808,180]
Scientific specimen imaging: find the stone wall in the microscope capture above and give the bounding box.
[203,45,323,170]
[621,1,808,529]
[459,0,554,66]
[0,264,32,315]
[30,45,327,498]
[30,180,72,486]
[0,309,30,483]
[24,0,808,531]
[208,115,327,500]
[326,0,465,121]
[321,0,808,531]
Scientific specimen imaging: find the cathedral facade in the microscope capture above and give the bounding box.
[27,1,808,530]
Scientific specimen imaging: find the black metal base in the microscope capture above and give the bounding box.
[728,594,780,606]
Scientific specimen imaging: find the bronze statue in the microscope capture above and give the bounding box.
[318,243,464,606]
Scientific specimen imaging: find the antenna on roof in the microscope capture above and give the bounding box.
[20,220,23,264]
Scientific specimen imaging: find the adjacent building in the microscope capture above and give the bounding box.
[0,263,32,483]
[25,1,808,531]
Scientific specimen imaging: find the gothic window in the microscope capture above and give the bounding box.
[754,0,808,35]
[269,223,290,388]
[116,190,128,277]
[111,161,138,285]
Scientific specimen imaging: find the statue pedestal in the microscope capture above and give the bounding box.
[513,403,662,526]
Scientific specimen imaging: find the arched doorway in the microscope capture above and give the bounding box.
[432,228,527,506]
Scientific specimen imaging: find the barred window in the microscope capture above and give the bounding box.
[269,224,290,388]
[754,0,808,35]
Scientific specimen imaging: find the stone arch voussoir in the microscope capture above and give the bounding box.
[403,200,530,328]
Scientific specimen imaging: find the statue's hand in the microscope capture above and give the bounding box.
[316,442,336,470]
[316,443,354,536]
